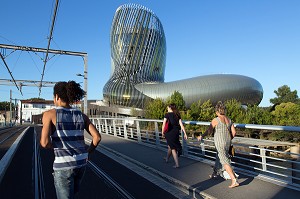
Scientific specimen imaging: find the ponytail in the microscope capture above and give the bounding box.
[54,80,86,104]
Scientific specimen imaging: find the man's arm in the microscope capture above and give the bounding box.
[83,114,101,153]
[40,110,54,148]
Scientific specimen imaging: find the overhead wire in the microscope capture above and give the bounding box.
[44,38,62,72]
[0,52,23,95]
[45,54,61,73]
[27,51,42,75]
[39,0,60,96]
[11,50,22,72]
[0,35,17,45]
[0,35,19,87]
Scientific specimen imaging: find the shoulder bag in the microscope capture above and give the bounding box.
[163,119,169,133]
[228,123,235,157]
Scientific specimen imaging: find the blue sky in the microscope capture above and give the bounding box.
[0,0,299,107]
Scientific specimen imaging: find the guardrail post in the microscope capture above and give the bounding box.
[104,119,108,135]
[123,120,128,139]
[113,120,117,136]
[181,130,188,156]
[130,128,133,138]
[96,119,100,131]
[291,145,300,184]
[154,122,160,146]
[201,140,205,156]
[146,131,149,142]
[260,148,267,171]
[136,120,141,143]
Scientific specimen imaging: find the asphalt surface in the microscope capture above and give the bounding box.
[0,126,35,199]
[0,126,188,199]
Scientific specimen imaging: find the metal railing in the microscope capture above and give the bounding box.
[90,117,300,190]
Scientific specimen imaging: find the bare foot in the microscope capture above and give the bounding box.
[229,179,239,188]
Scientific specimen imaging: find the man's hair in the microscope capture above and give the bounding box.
[53,81,86,104]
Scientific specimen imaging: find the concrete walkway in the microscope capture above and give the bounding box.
[98,133,298,199]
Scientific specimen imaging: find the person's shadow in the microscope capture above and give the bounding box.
[189,172,255,197]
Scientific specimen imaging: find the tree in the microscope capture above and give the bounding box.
[270,85,299,105]
[184,99,214,134]
[189,99,214,121]
[189,100,202,121]
[180,109,196,132]
[165,91,186,111]
[271,102,300,126]
[224,99,245,123]
[144,98,166,120]
[198,100,214,122]
[243,104,272,125]
[0,101,14,111]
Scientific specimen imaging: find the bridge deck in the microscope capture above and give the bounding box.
[99,133,298,199]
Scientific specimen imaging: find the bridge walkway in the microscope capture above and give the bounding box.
[99,133,298,199]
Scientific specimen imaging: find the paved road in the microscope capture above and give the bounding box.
[0,126,188,199]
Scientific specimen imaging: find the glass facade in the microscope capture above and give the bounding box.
[103,4,166,108]
[135,74,263,107]
[103,4,263,108]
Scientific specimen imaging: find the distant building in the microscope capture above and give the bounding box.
[18,100,55,123]
[102,4,263,111]
[17,99,101,123]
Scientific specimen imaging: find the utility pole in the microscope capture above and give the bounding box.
[10,90,12,125]
[83,55,88,115]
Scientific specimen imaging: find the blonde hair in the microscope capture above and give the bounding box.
[215,101,226,115]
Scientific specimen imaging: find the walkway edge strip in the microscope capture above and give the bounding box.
[0,126,29,183]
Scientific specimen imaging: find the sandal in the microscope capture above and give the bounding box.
[173,165,179,168]
[209,172,218,179]
[229,179,239,188]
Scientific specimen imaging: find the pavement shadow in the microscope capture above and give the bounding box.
[192,176,224,190]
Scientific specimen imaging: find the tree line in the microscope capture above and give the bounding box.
[142,85,300,143]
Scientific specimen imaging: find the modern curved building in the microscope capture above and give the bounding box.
[103,4,263,109]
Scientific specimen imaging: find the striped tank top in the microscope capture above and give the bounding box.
[52,107,88,170]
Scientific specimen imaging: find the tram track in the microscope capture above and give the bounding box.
[33,127,46,199]
[0,125,28,141]
[88,161,135,199]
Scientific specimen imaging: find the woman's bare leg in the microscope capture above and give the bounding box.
[224,164,239,188]
[172,149,179,167]
[165,146,172,162]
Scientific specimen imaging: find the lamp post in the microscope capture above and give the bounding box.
[76,73,87,115]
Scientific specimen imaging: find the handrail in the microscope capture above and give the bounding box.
[93,117,300,132]
[90,117,300,191]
